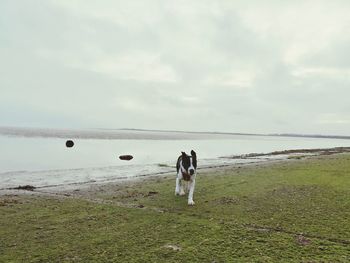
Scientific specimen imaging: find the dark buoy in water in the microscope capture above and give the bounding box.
[66,140,74,148]
[119,155,133,161]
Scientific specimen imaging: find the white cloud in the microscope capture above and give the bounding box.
[204,69,255,88]
[316,113,350,125]
[292,67,350,79]
[36,48,179,82]
[237,1,350,65]
[1,0,350,134]
[90,52,178,82]
[50,0,164,29]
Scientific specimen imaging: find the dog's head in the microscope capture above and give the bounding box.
[181,150,197,175]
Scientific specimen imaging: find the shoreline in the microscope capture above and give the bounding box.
[2,146,350,197]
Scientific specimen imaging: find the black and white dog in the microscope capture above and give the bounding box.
[175,150,197,205]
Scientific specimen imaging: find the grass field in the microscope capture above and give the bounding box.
[1,154,350,262]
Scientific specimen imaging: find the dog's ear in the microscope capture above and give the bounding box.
[181,151,187,158]
[191,150,197,168]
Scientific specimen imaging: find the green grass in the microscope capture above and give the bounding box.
[1,154,350,262]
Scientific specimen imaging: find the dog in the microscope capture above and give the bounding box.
[175,150,197,205]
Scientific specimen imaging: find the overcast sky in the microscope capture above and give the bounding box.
[1,1,350,135]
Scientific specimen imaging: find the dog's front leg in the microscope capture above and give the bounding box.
[188,178,196,205]
[179,180,185,196]
[175,176,180,195]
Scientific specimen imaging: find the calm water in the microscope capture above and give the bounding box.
[1,134,350,173]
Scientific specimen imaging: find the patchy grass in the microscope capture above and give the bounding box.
[1,154,350,262]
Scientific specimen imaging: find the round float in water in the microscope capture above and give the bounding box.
[119,155,133,161]
[66,140,74,148]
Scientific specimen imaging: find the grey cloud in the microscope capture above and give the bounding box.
[1,0,350,135]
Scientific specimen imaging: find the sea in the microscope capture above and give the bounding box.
[1,127,349,190]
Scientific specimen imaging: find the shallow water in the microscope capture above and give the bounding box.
[1,134,349,173]
[1,130,350,189]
